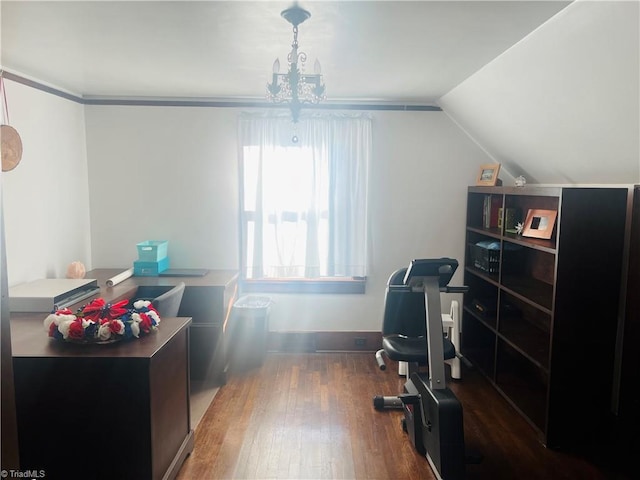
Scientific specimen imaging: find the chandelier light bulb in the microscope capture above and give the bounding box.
[273,58,281,74]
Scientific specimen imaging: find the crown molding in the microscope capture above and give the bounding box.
[1,70,442,112]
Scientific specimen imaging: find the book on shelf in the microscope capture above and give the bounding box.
[499,207,521,232]
[483,195,502,229]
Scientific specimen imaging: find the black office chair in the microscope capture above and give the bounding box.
[373,267,457,410]
[151,282,186,317]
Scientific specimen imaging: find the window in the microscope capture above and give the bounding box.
[238,113,371,292]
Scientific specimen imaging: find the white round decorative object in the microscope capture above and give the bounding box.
[515,175,527,187]
[66,261,86,279]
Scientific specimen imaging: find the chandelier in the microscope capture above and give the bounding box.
[266,4,325,124]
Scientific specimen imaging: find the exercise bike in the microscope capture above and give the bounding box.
[374,258,476,480]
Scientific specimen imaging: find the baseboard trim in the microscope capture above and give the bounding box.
[267,331,382,353]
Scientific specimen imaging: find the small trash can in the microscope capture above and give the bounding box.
[231,295,272,371]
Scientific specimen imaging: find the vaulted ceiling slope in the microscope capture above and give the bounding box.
[1,1,571,103]
[439,0,640,184]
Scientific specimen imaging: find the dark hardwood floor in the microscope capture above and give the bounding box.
[177,353,631,480]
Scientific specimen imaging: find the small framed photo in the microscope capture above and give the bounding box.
[522,209,558,239]
[475,163,501,186]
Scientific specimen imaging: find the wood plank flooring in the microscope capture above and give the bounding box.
[177,353,630,480]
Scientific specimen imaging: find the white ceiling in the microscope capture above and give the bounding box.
[1,1,572,104]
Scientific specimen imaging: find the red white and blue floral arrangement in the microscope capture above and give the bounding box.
[44,298,161,344]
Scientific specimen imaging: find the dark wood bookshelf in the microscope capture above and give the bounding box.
[462,185,631,450]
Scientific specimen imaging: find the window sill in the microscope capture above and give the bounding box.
[240,277,366,294]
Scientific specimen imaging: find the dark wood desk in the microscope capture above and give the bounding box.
[11,314,193,480]
[10,268,237,478]
[85,268,239,385]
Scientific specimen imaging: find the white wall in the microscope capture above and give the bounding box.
[1,80,91,286]
[84,106,240,270]
[439,0,640,184]
[1,84,493,331]
[84,106,492,331]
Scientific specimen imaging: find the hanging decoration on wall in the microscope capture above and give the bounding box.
[266,3,326,125]
[0,74,23,172]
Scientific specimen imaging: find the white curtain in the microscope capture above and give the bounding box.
[238,112,371,279]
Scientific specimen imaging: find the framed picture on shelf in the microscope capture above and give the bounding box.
[522,209,557,239]
[475,163,501,186]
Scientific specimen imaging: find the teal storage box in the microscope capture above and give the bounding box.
[134,257,170,276]
[136,240,169,262]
